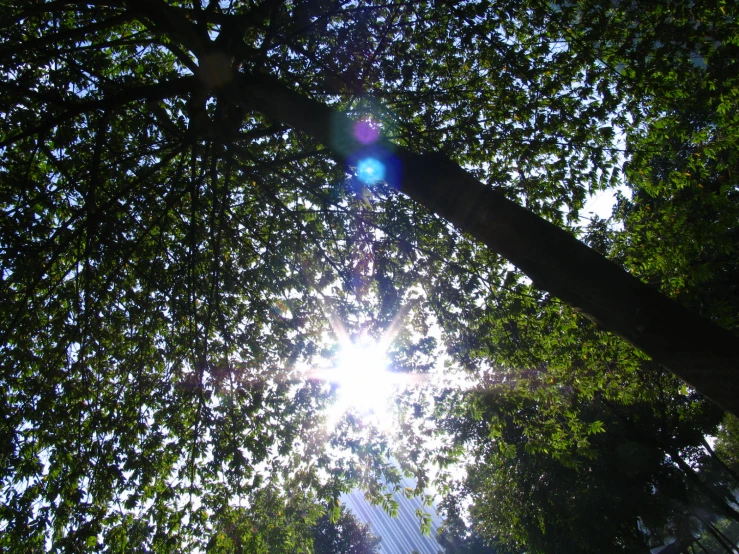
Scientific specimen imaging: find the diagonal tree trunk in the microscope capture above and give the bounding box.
[702,436,739,486]
[230,72,739,416]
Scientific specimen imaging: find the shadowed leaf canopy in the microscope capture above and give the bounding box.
[1,0,738,550]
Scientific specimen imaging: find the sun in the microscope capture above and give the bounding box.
[307,298,425,423]
[318,336,399,421]
[334,339,392,412]
[306,332,431,428]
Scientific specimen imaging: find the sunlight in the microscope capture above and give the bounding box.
[335,340,390,409]
[330,337,393,415]
[305,297,429,426]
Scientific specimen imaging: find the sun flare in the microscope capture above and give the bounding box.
[333,340,392,413]
[307,298,425,423]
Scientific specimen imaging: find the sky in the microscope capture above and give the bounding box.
[342,474,444,554]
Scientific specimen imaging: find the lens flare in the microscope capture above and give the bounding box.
[334,341,391,413]
[357,158,385,184]
[353,120,380,145]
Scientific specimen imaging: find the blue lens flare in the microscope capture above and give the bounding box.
[356,158,385,184]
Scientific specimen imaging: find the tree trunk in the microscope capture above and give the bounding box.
[665,446,739,526]
[692,510,739,554]
[694,539,712,554]
[702,436,739,486]
[230,73,739,415]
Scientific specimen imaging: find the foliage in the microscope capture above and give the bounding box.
[437,507,515,554]
[693,518,739,554]
[715,413,739,478]
[206,485,323,554]
[419,1,739,550]
[435,368,738,553]
[1,0,738,550]
[311,505,381,554]
[613,103,739,332]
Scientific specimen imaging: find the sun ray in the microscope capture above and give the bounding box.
[301,294,434,426]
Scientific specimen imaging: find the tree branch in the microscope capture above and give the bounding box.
[0,76,197,148]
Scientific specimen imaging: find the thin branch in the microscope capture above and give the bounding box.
[0,76,197,148]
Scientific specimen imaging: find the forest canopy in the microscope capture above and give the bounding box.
[1,0,738,551]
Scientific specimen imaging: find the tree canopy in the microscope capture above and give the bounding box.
[311,505,381,554]
[1,0,738,551]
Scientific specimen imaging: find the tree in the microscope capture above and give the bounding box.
[437,506,516,554]
[435,367,739,553]
[230,26,739,414]
[715,414,739,479]
[311,505,381,554]
[2,0,739,548]
[1,0,738,411]
[206,485,323,554]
